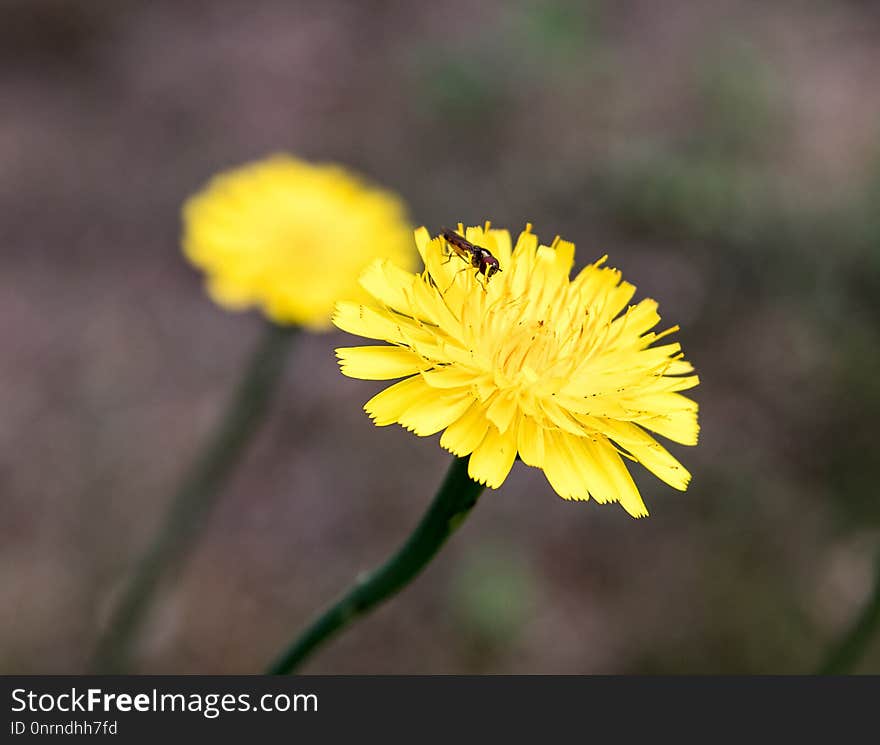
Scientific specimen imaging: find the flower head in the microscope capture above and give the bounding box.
[182,154,414,330]
[334,223,699,517]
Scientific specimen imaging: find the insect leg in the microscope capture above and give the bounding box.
[442,265,471,294]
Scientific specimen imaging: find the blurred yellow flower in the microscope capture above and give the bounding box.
[182,154,414,330]
[334,223,700,517]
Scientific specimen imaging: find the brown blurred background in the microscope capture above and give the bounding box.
[2,0,879,674]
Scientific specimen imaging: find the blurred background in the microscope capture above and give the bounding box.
[2,0,879,674]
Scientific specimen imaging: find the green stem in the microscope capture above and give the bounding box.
[267,456,484,674]
[818,546,880,674]
[93,322,297,673]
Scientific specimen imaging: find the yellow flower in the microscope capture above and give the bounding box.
[334,223,700,518]
[181,154,414,330]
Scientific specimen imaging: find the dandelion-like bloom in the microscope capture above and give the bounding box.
[182,154,414,330]
[334,223,699,517]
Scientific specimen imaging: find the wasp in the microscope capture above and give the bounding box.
[441,228,502,283]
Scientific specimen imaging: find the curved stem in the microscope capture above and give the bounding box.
[267,456,484,674]
[93,322,297,673]
[818,546,880,674]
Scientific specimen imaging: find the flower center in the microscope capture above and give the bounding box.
[491,318,564,391]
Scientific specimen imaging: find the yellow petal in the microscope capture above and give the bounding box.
[336,345,425,380]
[359,259,418,315]
[468,424,518,489]
[552,238,575,276]
[666,359,694,375]
[414,226,431,264]
[440,400,489,456]
[485,391,519,434]
[650,374,700,394]
[528,245,566,306]
[583,437,648,518]
[464,224,488,247]
[333,301,432,346]
[634,394,700,445]
[421,365,483,390]
[409,271,456,330]
[553,393,630,419]
[398,391,475,437]
[620,298,661,337]
[598,281,637,325]
[487,228,512,265]
[507,225,539,297]
[569,435,618,504]
[364,376,429,426]
[541,430,590,501]
[540,431,648,517]
[638,342,683,365]
[517,414,545,467]
[512,224,538,261]
[600,420,691,490]
[539,397,597,435]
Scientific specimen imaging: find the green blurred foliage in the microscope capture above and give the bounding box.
[517,0,604,62]
[448,543,535,662]
[693,40,786,158]
[413,0,603,124]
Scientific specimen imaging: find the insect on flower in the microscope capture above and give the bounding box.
[335,223,700,518]
[441,227,502,284]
